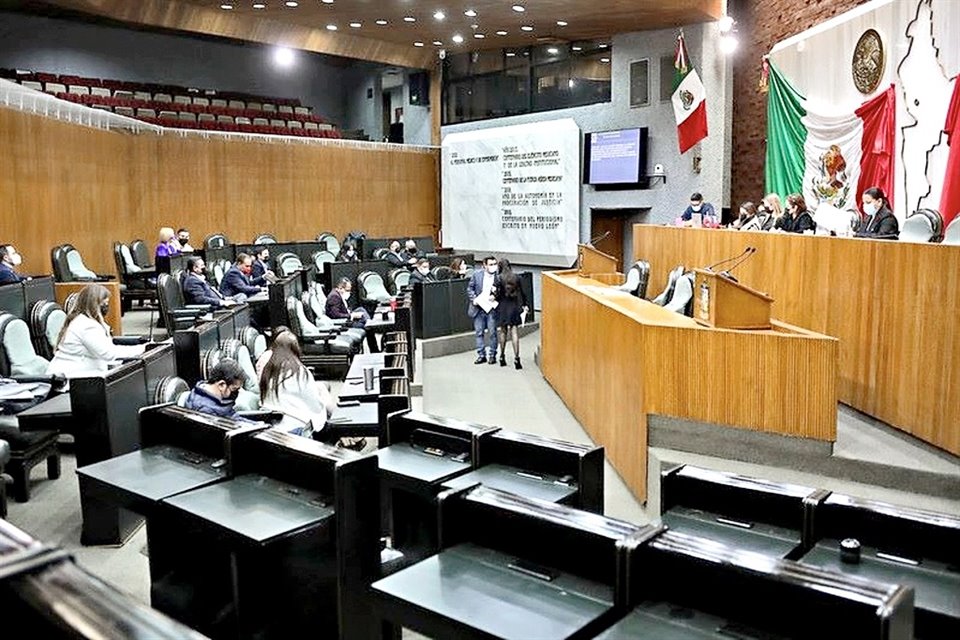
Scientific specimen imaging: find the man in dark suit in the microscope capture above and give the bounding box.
[401,239,422,264]
[182,256,235,308]
[467,256,500,365]
[409,259,435,285]
[0,244,28,284]
[385,240,412,269]
[325,277,378,352]
[220,253,264,298]
[250,246,276,285]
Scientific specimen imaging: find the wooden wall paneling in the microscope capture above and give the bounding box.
[632,225,960,455]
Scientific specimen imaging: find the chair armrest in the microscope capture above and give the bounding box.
[112,335,148,346]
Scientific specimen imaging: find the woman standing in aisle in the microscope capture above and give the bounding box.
[494,259,529,370]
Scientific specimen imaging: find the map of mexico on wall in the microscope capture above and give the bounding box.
[441,119,581,267]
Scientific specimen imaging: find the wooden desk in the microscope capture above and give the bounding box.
[541,270,838,502]
[54,281,122,335]
[632,225,960,456]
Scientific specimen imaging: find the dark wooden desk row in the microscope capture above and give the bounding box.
[0,276,56,322]
[660,464,960,639]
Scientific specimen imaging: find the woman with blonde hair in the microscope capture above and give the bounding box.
[47,284,145,379]
[155,227,181,259]
[759,193,783,230]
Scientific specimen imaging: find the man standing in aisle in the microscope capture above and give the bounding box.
[467,256,500,365]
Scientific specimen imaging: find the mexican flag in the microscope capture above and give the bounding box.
[671,32,708,154]
[765,61,896,212]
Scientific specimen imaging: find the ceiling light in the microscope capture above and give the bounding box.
[375,19,387,25]
[547,47,559,55]
[600,57,610,63]
[556,20,568,27]
[252,2,265,8]
[274,47,295,67]
[414,41,425,47]
[719,34,739,54]
[433,40,443,45]
[326,24,337,31]
[506,52,516,57]
[464,10,477,18]
[284,1,298,6]
[571,45,582,51]
[433,10,445,21]
[452,33,464,43]
[718,15,735,33]
[568,79,576,88]
[220,3,233,9]
[321,0,334,3]
[512,5,525,12]
[598,43,608,48]
[403,16,416,23]
[349,22,361,28]
[474,33,485,39]
[495,30,508,36]
[470,24,479,29]
[520,25,534,32]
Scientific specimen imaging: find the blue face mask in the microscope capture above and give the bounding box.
[863,202,878,216]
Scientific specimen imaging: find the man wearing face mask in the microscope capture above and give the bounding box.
[467,256,501,365]
[0,244,28,284]
[251,246,277,285]
[385,240,407,268]
[680,192,717,226]
[401,239,422,266]
[176,228,194,253]
[409,258,436,285]
[182,256,236,308]
[325,277,379,352]
[220,253,265,298]
[184,359,255,422]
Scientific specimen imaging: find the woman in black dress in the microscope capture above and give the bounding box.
[495,259,529,369]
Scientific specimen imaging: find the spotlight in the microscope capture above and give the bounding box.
[719,34,738,54]
[434,10,445,21]
[326,24,337,31]
[452,34,464,44]
[512,4,525,12]
[464,9,477,17]
[274,47,295,67]
[520,25,533,32]
[718,15,735,33]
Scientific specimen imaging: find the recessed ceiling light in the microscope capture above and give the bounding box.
[600,57,610,63]
[547,47,559,54]
[571,45,582,51]
[414,41,425,47]
[474,33,485,39]
[375,19,387,25]
[452,33,464,43]
[252,2,265,8]
[326,24,337,31]
[512,5,525,12]
[349,22,361,28]
[464,10,477,18]
[598,43,608,48]
[403,16,416,23]
[506,52,516,57]
[520,25,534,32]
[284,1,298,6]
[433,10,445,21]
[556,20,568,27]
[321,0,334,3]
[495,30,508,36]
[433,40,443,45]
[470,24,479,29]
[220,3,233,9]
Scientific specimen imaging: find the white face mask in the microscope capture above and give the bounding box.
[691,204,702,212]
[346,249,355,257]
[419,267,429,275]
[342,290,351,301]
[863,202,878,216]
[486,265,498,274]
[9,253,22,266]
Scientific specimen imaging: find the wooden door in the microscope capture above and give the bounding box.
[590,213,624,271]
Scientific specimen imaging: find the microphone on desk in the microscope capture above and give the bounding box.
[706,247,754,272]
[717,247,758,282]
[589,230,611,246]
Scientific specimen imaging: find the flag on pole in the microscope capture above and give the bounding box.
[671,32,708,154]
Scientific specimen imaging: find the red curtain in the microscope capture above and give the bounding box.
[940,77,960,227]
[855,85,896,208]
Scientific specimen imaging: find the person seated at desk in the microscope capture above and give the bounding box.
[182,256,237,308]
[409,259,436,285]
[854,187,899,240]
[402,239,423,264]
[220,253,265,299]
[385,240,412,269]
[680,192,718,227]
[449,257,469,278]
[758,193,784,230]
[325,277,378,352]
[250,246,277,286]
[338,243,360,263]
[155,227,182,260]
[776,194,816,233]
[176,228,194,253]
[0,244,28,284]
[731,202,763,231]
[184,358,252,422]
[47,284,145,380]
[259,331,336,438]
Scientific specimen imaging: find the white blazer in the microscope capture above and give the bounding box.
[260,366,329,436]
[47,315,145,379]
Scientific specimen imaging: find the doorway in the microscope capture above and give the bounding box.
[590,209,636,272]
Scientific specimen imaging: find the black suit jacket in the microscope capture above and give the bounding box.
[250,259,270,286]
[855,206,899,239]
[325,289,351,320]
[182,272,222,307]
[410,270,435,285]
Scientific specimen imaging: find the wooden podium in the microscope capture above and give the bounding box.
[578,244,617,275]
[692,269,773,330]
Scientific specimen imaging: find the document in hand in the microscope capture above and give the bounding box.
[477,296,498,314]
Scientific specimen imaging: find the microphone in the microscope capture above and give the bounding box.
[718,247,757,282]
[706,247,753,272]
[589,230,611,246]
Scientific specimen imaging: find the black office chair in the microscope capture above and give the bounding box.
[311,250,337,272]
[219,338,260,394]
[50,244,113,283]
[372,247,390,260]
[316,231,340,256]
[286,297,360,356]
[129,239,154,270]
[387,268,411,294]
[275,252,303,277]
[28,300,66,360]
[431,266,452,281]
[203,233,229,250]
[358,271,392,305]
[253,234,278,244]
[618,260,650,298]
[156,273,207,335]
[651,265,684,305]
[153,376,190,405]
[113,242,157,311]
[236,326,267,361]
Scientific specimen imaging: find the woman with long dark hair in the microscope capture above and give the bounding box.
[259,331,334,437]
[854,186,899,239]
[494,259,529,369]
[47,284,145,379]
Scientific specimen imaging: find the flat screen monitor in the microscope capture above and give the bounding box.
[583,128,649,186]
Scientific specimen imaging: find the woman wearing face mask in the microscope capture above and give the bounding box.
[776,194,816,234]
[409,259,436,285]
[449,257,470,278]
[854,187,899,239]
[733,202,762,231]
[47,284,146,380]
[338,243,360,262]
[758,193,784,230]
